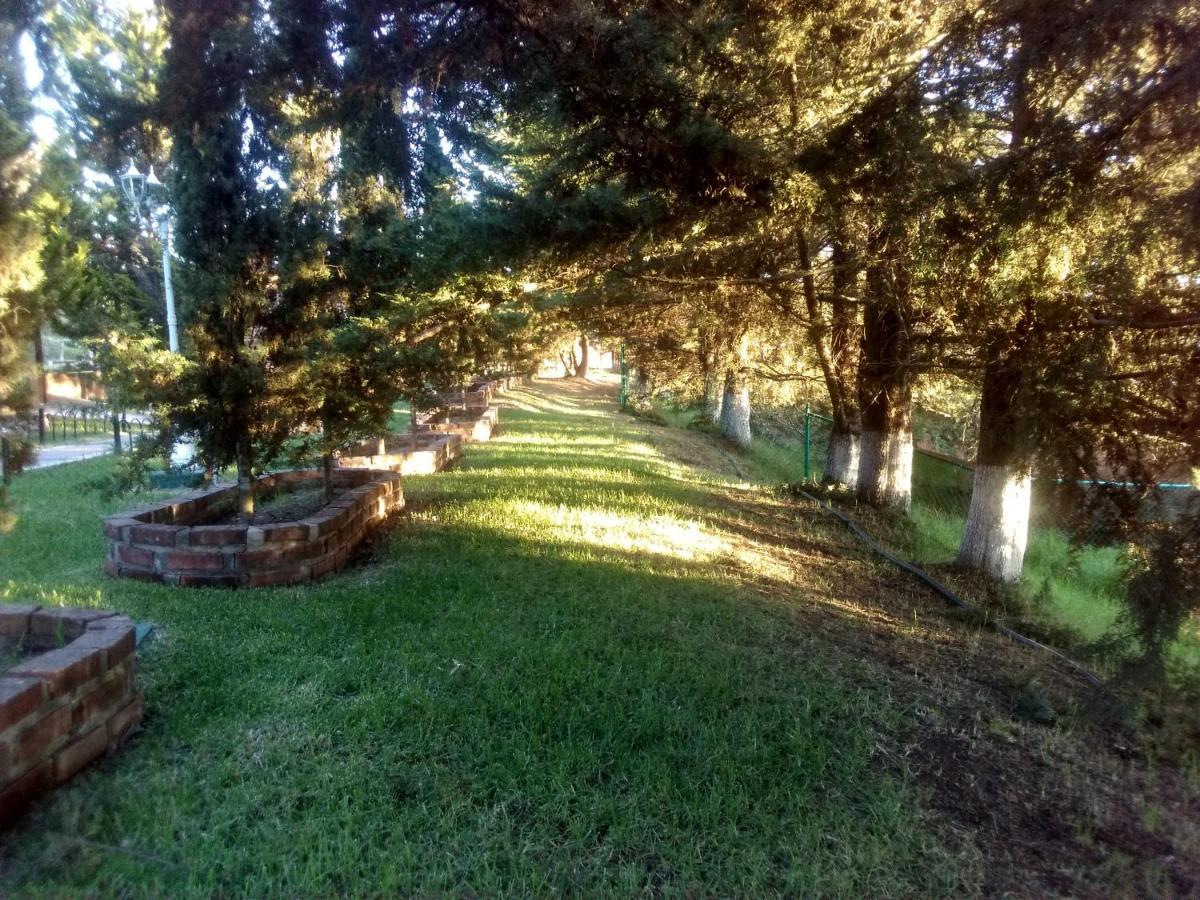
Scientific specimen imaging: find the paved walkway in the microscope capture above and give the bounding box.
[27,439,114,470]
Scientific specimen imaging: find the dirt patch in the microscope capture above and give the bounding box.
[208,484,343,525]
[724,492,1200,896]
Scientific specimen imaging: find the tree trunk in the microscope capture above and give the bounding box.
[718,369,751,448]
[702,368,723,425]
[856,258,913,511]
[111,412,123,454]
[719,333,752,448]
[575,334,589,378]
[33,327,46,445]
[824,426,861,488]
[957,359,1032,583]
[799,221,862,487]
[956,27,1038,583]
[322,452,335,503]
[697,330,722,425]
[236,433,255,522]
[630,363,652,408]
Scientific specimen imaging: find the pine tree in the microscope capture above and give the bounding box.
[159,0,297,519]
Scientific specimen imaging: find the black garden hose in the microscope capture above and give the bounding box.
[792,486,1104,689]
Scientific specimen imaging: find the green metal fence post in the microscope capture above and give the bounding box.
[803,403,811,482]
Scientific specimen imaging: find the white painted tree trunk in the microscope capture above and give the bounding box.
[957,463,1032,583]
[719,370,751,448]
[857,427,912,512]
[823,429,860,490]
[701,369,723,424]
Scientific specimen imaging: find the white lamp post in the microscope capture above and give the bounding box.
[119,159,194,469]
[119,159,179,354]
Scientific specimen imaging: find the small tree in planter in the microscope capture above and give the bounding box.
[156,0,316,521]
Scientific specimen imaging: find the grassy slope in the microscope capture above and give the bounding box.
[684,403,1197,670]
[0,381,964,895]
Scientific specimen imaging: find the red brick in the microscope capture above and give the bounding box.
[102,517,139,541]
[130,525,183,546]
[53,725,108,783]
[245,566,310,587]
[164,549,227,572]
[30,607,116,642]
[95,614,135,632]
[176,572,239,588]
[301,509,347,538]
[0,676,45,730]
[0,760,53,828]
[72,664,134,729]
[262,523,309,543]
[189,524,248,546]
[107,696,143,746]
[118,565,163,583]
[0,604,37,637]
[9,645,102,698]
[73,623,135,670]
[13,704,71,768]
[310,553,339,580]
[240,540,323,569]
[118,544,156,569]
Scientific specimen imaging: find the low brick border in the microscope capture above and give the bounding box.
[414,405,499,443]
[338,433,463,476]
[432,387,492,411]
[103,468,404,588]
[1,605,141,828]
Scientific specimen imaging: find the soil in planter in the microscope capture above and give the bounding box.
[208,482,347,525]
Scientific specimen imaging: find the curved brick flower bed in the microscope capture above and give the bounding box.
[103,468,404,588]
[414,405,499,443]
[338,432,462,476]
[1,606,141,827]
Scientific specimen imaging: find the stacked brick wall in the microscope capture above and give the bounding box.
[103,468,404,588]
[414,405,499,443]
[432,387,491,411]
[338,433,462,476]
[1,606,141,827]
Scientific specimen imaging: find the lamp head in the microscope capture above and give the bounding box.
[118,158,146,205]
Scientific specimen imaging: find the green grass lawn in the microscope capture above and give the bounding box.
[0,381,967,895]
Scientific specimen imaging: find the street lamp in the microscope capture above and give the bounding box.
[118,159,196,470]
[119,159,179,354]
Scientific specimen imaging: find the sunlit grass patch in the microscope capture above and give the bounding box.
[484,499,730,562]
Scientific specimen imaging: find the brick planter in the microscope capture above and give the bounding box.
[469,375,517,394]
[432,387,492,411]
[1,605,141,828]
[414,405,499,443]
[103,468,404,588]
[338,432,462,476]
